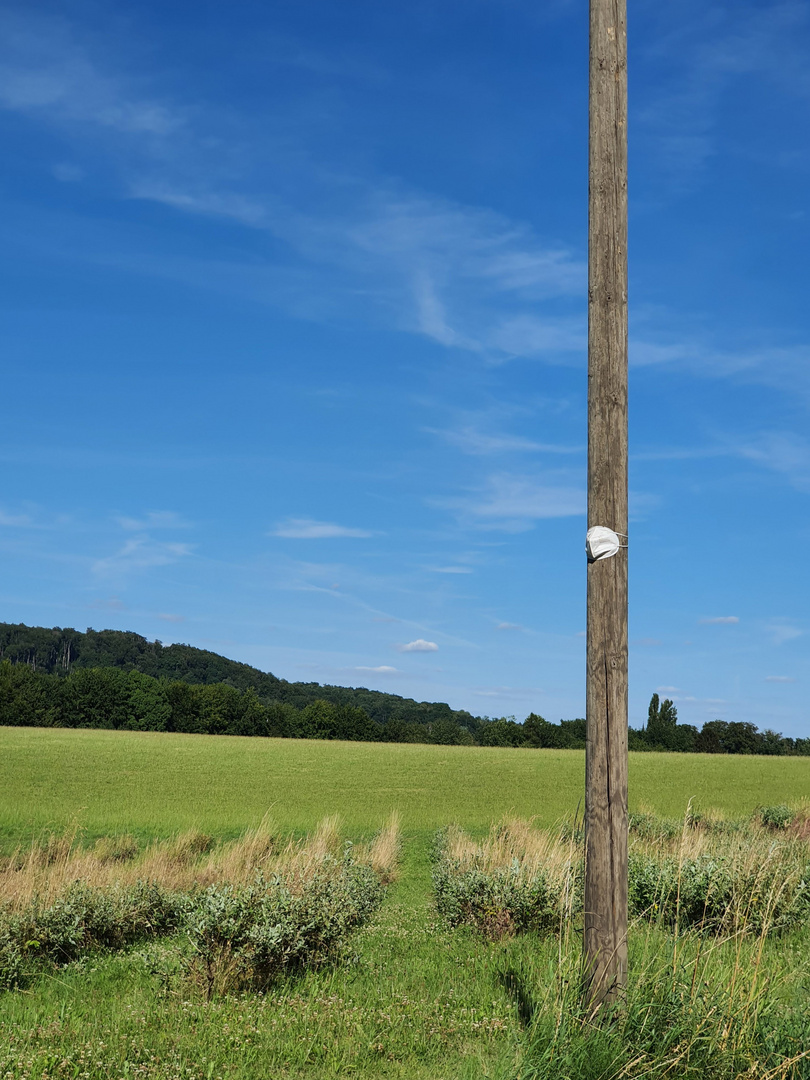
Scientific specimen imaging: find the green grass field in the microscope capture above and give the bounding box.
[2,726,808,845]
[2,727,809,1080]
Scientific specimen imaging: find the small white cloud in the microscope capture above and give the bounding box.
[396,639,439,653]
[765,675,795,683]
[496,622,525,631]
[699,616,739,625]
[429,565,473,574]
[356,665,399,674]
[117,511,190,531]
[656,685,680,693]
[157,613,185,623]
[271,518,374,539]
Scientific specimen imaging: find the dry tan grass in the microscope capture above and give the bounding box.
[630,814,810,864]
[788,800,810,840]
[354,811,402,884]
[443,817,581,896]
[442,812,809,931]
[0,813,402,912]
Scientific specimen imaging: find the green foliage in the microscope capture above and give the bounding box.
[628,850,810,934]
[1,825,810,1080]
[431,831,581,940]
[0,855,385,996]
[0,881,184,989]
[759,804,795,830]
[2,624,809,754]
[183,858,384,997]
[520,942,810,1080]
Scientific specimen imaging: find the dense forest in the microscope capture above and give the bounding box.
[1,623,807,754]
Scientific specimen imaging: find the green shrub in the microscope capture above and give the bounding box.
[433,816,810,942]
[759,804,794,830]
[0,881,185,989]
[628,851,810,934]
[431,831,581,940]
[629,812,682,842]
[183,857,385,997]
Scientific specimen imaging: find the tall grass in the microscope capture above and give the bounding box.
[519,931,810,1079]
[0,815,401,993]
[435,811,810,1078]
[0,812,402,910]
[432,820,582,939]
[434,811,810,940]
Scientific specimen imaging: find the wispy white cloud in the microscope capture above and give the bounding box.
[93,537,194,577]
[157,612,185,623]
[496,622,526,632]
[638,2,810,192]
[0,10,588,364]
[699,616,739,625]
[634,430,810,493]
[472,685,541,701]
[271,518,375,539]
[0,508,34,527]
[88,595,126,611]
[0,11,184,136]
[356,665,399,673]
[737,432,810,492]
[139,187,587,360]
[765,619,803,645]
[428,566,473,574]
[765,675,795,683]
[632,339,810,387]
[428,424,581,457]
[437,472,585,531]
[117,510,191,531]
[396,639,439,653]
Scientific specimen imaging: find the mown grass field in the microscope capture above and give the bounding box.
[2,726,809,844]
[1,726,809,1080]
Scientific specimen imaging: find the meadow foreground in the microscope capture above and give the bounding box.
[1,728,809,1079]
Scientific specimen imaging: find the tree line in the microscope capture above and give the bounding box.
[1,662,807,755]
[0,624,806,754]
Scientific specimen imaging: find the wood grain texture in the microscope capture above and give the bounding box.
[585,0,628,1008]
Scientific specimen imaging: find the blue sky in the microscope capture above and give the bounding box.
[1,0,809,736]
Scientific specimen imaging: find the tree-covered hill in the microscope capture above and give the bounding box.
[0,622,479,732]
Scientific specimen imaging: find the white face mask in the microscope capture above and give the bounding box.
[586,526,626,562]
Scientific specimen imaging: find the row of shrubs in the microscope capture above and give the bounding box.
[432,814,810,940]
[0,855,384,994]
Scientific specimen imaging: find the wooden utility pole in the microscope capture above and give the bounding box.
[584,0,628,1008]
